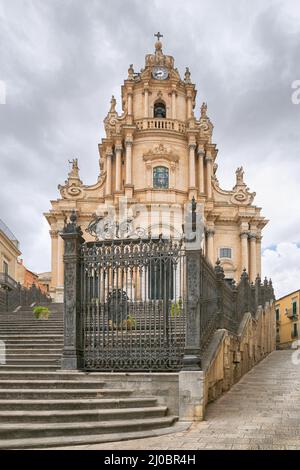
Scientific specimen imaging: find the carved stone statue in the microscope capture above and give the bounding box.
[127,64,134,80]
[68,158,79,178]
[109,95,116,113]
[201,102,207,118]
[235,166,244,185]
[184,67,191,83]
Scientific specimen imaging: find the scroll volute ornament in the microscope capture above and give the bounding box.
[230,167,256,206]
[58,158,84,199]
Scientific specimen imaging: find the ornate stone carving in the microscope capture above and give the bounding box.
[58,159,84,199]
[143,143,179,163]
[230,166,256,206]
[86,213,146,241]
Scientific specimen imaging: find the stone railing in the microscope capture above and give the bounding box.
[135,118,186,134]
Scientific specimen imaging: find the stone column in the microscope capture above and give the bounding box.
[187,92,192,119]
[105,151,112,196]
[50,230,58,289]
[240,231,249,273]
[249,233,257,282]
[171,87,176,119]
[188,143,196,188]
[197,147,205,193]
[144,85,149,118]
[183,248,202,370]
[57,231,64,288]
[60,211,85,370]
[205,154,213,199]
[206,229,215,265]
[256,234,262,277]
[128,91,133,115]
[125,139,133,186]
[115,145,122,192]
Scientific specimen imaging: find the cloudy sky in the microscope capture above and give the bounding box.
[0,0,299,298]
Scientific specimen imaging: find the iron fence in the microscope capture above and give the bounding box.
[61,210,275,372]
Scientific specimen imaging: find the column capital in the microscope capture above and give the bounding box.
[206,228,215,237]
[115,144,123,152]
[188,142,197,150]
[240,231,249,239]
[197,147,205,157]
[49,229,59,238]
[249,232,257,240]
[125,139,133,147]
[205,155,213,163]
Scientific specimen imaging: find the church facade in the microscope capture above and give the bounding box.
[45,36,267,302]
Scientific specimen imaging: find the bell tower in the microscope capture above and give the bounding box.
[100,33,217,205]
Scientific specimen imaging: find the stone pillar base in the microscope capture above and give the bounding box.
[61,352,84,370]
[54,287,64,303]
[124,185,134,199]
[179,370,204,421]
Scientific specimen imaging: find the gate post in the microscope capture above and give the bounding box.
[182,197,202,371]
[183,248,202,370]
[60,210,85,370]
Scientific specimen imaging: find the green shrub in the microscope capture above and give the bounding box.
[33,306,50,320]
[171,298,183,318]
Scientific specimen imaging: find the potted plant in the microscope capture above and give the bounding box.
[33,306,50,320]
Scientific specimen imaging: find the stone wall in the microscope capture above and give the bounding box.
[202,301,276,407]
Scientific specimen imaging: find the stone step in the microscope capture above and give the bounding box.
[4,353,62,359]
[1,342,63,353]
[0,380,106,389]
[0,329,63,333]
[4,349,62,355]
[0,421,188,450]
[0,335,63,339]
[0,365,59,371]
[0,388,133,399]
[0,372,107,380]
[4,359,60,366]
[0,416,178,441]
[2,340,63,345]
[0,397,158,411]
[0,406,167,423]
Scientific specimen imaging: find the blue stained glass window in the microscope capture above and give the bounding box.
[153,166,169,189]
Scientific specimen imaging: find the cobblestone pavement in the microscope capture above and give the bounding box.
[62,351,300,450]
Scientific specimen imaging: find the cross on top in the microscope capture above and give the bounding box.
[154,32,163,41]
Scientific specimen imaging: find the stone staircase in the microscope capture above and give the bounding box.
[0,304,179,449]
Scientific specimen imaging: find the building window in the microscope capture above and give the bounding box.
[3,260,8,275]
[292,301,297,319]
[275,308,280,322]
[154,101,166,118]
[292,323,298,338]
[220,248,232,259]
[153,166,169,189]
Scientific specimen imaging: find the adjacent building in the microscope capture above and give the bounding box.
[0,218,21,287]
[275,290,300,348]
[45,36,268,302]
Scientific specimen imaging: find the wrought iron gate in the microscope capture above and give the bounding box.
[81,237,186,371]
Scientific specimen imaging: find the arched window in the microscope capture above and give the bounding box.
[154,101,166,118]
[153,166,169,189]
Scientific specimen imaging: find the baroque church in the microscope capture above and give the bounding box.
[45,35,267,302]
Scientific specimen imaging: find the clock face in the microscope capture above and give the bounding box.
[152,67,168,80]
